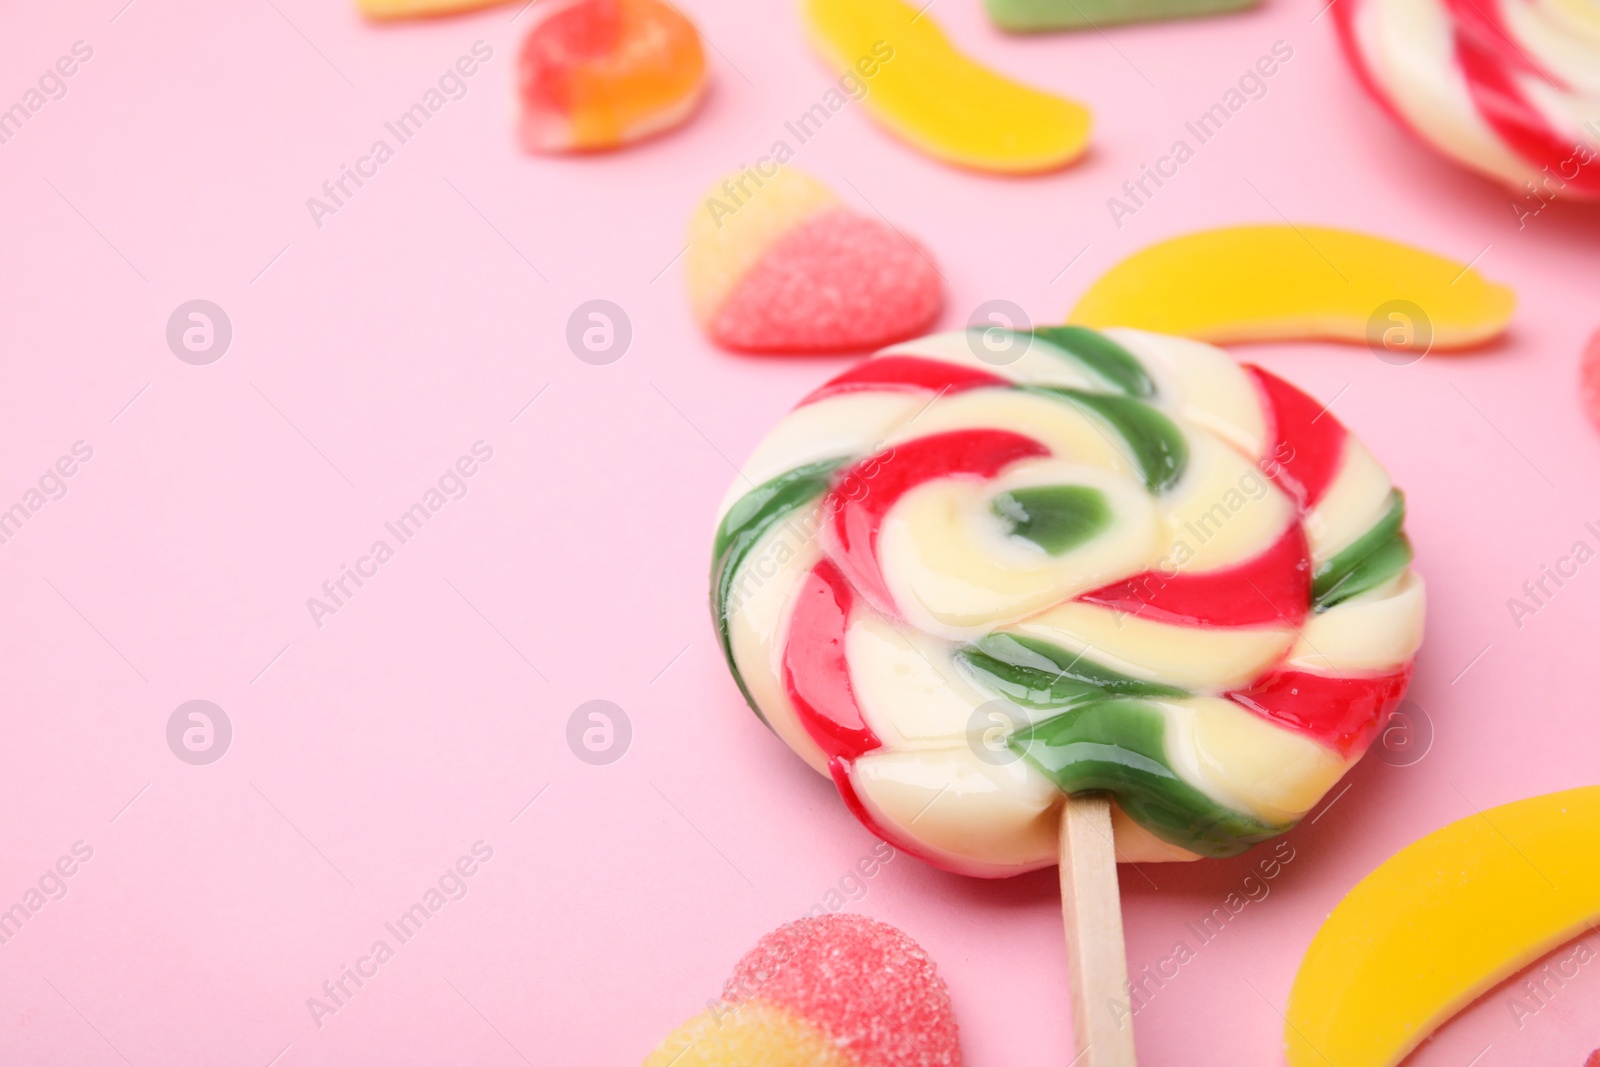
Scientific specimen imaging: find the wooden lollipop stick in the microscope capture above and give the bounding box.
[1060,794,1137,1066]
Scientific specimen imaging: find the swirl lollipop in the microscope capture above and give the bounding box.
[1335,0,1600,201]
[710,327,1423,1065]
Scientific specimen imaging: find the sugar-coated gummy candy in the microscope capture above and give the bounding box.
[647,1002,855,1067]
[1069,225,1514,349]
[518,0,706,153]
[985,0,1260,31]
[1335,0,1600,198]
[802,0,1091,174]
[710,327,1424,874]
[1582,330,1600,433]
[645,914,961,1067]
[686,168,942,354]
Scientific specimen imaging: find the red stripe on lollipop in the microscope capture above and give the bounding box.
[1445,0,1600,197]
[827,758,976,875]
[1229,662,1415,756]
[1248,365,1349,511]
[1336,0,1600,198]
[799,354,1009,406]
[1331,0,1426,136]
[1077,521,1312,628]
[784,559,881,761]
[823,428,1052,616]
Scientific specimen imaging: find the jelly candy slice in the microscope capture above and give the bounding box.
[1069,225,1514,349]
[1287,786,1600,1067]
[803,0,1091,174]
[358,0,509,19]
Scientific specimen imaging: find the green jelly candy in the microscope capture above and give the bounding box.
[986,0,1261,32]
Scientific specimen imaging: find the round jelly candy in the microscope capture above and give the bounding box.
[518,0,707,153]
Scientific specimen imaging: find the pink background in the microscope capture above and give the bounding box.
[2,0,1598,1063]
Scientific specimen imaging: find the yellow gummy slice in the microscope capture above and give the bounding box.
[644,1000,858,1067]
[357,0,507,18]
[802,0,1091,174]
[1069,225,1515,349]
[1285,785,1600,1067]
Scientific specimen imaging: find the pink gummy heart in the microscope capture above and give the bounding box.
[707,208,943,355]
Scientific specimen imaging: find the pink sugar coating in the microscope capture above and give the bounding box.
[1581,329,1600,434]
[708,207,943,354]
[722,913,962,1067]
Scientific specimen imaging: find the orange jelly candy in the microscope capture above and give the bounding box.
[517,0,708,153]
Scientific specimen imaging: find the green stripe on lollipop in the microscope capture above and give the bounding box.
[710,457,846,724]
[1007,700,1286,858]
[1024,387,1189,493]
[991,484,1113,555]
[1029,326,1157,398]
[958,632,1186,711]
[1312,489,1413,610]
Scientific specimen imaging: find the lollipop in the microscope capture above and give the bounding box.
[710,327,1424,1064]
[1335,0,1600,200]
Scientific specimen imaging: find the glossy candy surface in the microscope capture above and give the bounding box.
[645,913,961,1067]
[686,167,943,353]
[1336,0,1600,198]
[1286,786,1600,1067]
[802,0,1091,173]
[711,328,1424,874]
[518,0,707,153]
[985,0,1260,31]
[1069,225,1516,349]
